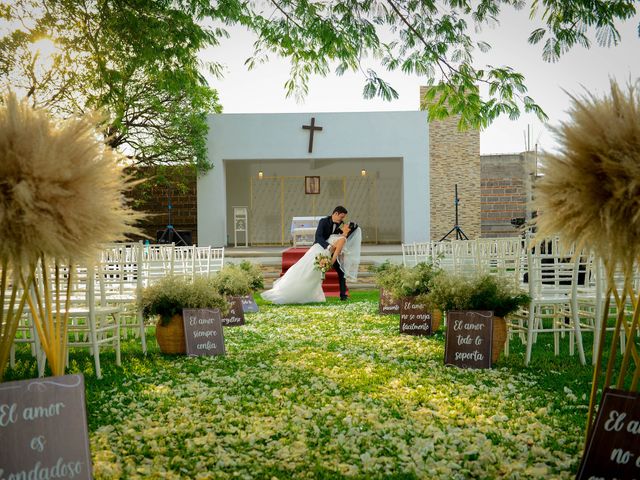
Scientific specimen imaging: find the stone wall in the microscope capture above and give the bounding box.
[480,153,535,237]
[421,87,481,240]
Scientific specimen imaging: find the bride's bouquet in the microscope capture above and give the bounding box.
[314,253,332,279]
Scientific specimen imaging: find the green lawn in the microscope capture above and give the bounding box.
[6,291,595,479]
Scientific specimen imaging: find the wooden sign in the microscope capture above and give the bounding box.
[444,311,493,369]
[238,294,259,313]
[577,388,640,480]
[0,374,93,479]
[399,297,432,336]
[220,296,245,327]
[182,308,226,357]
[379,288,400,315]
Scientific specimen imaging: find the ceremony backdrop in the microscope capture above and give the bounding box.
[198,111,430,246]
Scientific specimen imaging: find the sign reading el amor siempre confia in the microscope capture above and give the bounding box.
[444,311,493,369]
[182,308,226,356]
[577,388,640,480]
[0,374,92,479]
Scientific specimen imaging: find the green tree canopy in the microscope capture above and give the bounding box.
[1,0,224,181]
[235,0,637,128]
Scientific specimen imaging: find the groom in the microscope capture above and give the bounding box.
[314,206,349,301]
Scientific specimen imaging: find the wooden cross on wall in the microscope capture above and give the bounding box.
[302,117,323,153]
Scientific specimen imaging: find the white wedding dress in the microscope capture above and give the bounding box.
[261,228,362,304]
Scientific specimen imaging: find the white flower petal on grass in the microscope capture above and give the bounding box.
[87,300,584,479]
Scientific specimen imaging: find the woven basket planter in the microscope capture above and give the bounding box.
[155,314,186,355]
[491,316,507,364]
[432,309,443,332]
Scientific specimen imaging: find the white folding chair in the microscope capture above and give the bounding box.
[451,239,479,275]
[173,245,195,278]
[415,242,433,265]
[432,241,455,272]
[141,243,175,286]
[194,246,212,277]
[521,238,586,365]
[99,242,147,354]
[210,247,225,273]
[32,261,122,379]
[401,243,417,267]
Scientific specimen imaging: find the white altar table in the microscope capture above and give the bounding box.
[290,216,325,246]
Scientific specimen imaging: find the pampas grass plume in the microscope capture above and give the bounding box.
[535,80,640,270]
[0,94,142,264]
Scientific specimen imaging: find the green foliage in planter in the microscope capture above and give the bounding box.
[427,273,530,318]
[238,260,264,291]
[210,265,253,297]
[140,276,228,326]
[372,261,441,301]
[371,261,403,293]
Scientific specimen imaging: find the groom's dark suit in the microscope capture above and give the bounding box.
[314,216,347,299]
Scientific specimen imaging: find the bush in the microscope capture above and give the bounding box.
[140,276,228,326]
[238,260,264,291]
[372,261,441,302]
[426,273,529,318]
[210,265,253,297]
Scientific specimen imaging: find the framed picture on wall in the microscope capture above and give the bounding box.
[305,176,320,194]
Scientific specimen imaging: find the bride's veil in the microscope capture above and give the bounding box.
[342,227,362,281]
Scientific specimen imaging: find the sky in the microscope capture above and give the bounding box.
[199,8,640,155]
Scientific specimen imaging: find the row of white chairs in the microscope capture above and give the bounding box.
[402,237,633,366]
[403,237,523,281]
[7,242,225,378]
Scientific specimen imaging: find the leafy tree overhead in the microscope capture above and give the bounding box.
[237,0,637,128]
[1,0,224,179]
[1,0,637,177]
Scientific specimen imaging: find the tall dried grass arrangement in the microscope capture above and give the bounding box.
[0,94,142,379]
[534,80,640,439]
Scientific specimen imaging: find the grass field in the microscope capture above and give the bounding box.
[5,291,596,479]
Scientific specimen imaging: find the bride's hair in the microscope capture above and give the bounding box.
[346,221,358,238]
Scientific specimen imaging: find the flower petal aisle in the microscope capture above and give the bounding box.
[17,297,587,478]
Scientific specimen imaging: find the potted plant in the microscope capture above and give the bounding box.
[373,261,443,330]
[371,261,404,314]
[426,273,530,362]
[237,260,264,292]
[140,275,228,354]
[210,265,253,297]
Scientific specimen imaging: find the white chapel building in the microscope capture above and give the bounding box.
[197,88,481,247]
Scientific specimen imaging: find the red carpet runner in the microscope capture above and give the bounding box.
[281,248,348,298]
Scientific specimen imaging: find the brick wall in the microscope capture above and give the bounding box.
[480,153,533,237]
[421,87,481,240]
[130,170,198,245]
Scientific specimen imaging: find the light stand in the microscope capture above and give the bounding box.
[157,195,188,246]
[439,184,469,241]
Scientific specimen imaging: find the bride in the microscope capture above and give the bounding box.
[261,222,362,304]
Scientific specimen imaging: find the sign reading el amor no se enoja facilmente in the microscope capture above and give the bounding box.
[399,297,432,336]
[577,388,640,480]
[0,374,92,479]
[444,311,493,369]
[182,308,226,356]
